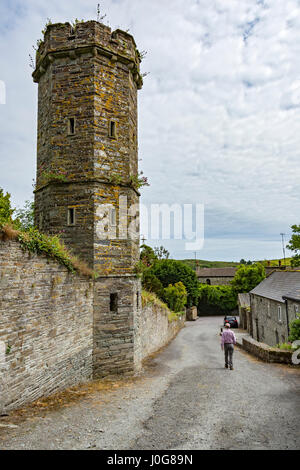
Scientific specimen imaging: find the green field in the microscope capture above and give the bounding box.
[179,259,240,270]
[179,258,293,271]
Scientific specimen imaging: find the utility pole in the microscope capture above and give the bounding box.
[280,233,286,266]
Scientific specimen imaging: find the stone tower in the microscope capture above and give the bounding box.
[32,21,143,377]
[33,20,143,274]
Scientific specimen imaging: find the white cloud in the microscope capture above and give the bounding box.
[0,0,299,260]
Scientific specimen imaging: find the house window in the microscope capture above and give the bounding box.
[110,293,118,312]
[267,302,270,318]
[68,117,76,135]
[295,304,299,313]
[278,306,282,322]
[206,279,211,285]
[108,120,117,139]
[67,207,76,226]
[136,292,139,308]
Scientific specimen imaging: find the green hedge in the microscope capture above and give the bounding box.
[197,284,238,316]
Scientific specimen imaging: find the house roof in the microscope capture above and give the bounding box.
[250,271,300,303]
[196,267,237,278]
[238,293,250,308]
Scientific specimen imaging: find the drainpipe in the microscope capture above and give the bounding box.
[249,293,253,337]
[283,297,290,338]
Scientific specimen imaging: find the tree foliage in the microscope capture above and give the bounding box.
[140,244,157,267]
[240,258,252,265]
[154,245,170,260]
[0,188,14,227]
[142,270,164,299]
[149,259,199,307]
[289,315,300,342]
[164,281,187,312]
[230,263,265,293]
[287,224,300,267]
[197,284,237,315]
[14,200,35,230]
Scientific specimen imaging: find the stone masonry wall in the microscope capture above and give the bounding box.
[134,303,185,364]
[250,294,298,346]
[198,277,233,286]
[93,275,141,378]
[0,240,186,412]
[242,336,294,364]
[0,241,93,413]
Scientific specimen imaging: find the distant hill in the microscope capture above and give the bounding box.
[179,258,293,271]
[256,258,292,267]
[179,259,240,271]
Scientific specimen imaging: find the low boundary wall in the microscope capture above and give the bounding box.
[242,336,295,365]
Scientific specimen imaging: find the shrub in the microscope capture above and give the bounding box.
[164,281,187,312]
[141,290,169,311]
[142,270,164,298]
[149,259,199,307]
[230,263,265,293]
[276,342,297,351]
[289,315,300,342]
[168,311,184,323]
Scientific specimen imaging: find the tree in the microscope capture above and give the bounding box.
[230,263,265,293]
[0,188,14,227]
[140,244,157,267]
[240,258,252,265]
[142,271,164,299]
[149,259,199,307]
[287,224,300,267]
[164,282,187,312]
[14,200,35,231]
[154,245,170,260]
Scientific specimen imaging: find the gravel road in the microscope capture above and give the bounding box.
[1,316,299,450]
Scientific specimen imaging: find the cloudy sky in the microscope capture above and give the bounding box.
[0,0,299,261]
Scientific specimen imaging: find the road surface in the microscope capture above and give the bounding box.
[0,316,299,450]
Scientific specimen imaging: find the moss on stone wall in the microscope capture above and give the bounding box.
[0,224,95,278]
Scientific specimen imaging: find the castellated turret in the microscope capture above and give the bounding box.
[33,20,143,275]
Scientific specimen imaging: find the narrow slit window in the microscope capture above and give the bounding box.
[67,207,76,226]
[109,120,117,139]
[110,293,118,312]
[110,207,116,227]
[68,117,75,135]
[136,292,139,308]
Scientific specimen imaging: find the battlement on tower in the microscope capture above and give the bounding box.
[33,21,143,89]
